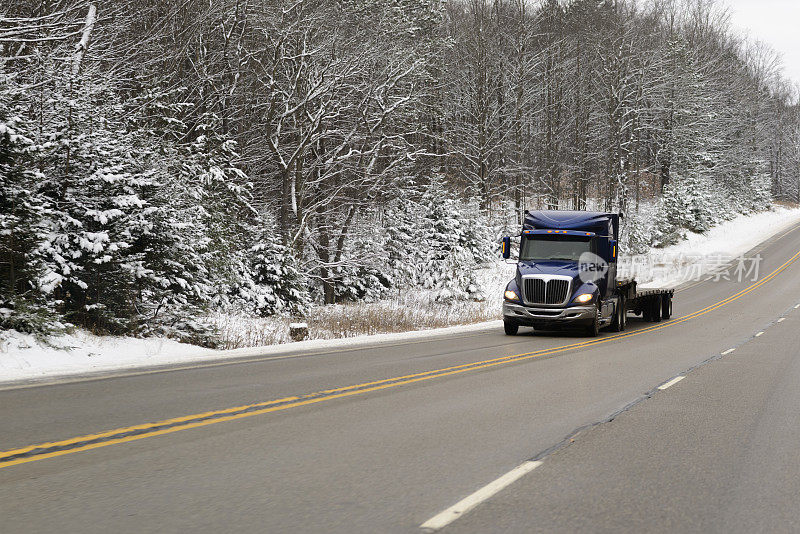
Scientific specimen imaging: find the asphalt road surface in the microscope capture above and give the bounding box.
[2,224,800,533]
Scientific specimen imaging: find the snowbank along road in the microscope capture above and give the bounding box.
[2,223,800,533]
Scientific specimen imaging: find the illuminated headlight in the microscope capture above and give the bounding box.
[504,290,519,301]
[574,293,594,304]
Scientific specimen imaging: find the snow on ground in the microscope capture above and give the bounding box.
[3,206,800,384]
[0,330,215,383]
[0,320,503,384]
[621,206,800,288]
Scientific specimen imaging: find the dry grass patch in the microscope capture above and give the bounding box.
[209,262,513,350]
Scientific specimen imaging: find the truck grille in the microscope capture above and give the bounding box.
[523,278,570,305]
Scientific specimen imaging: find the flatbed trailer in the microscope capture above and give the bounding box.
[615,279,674,322]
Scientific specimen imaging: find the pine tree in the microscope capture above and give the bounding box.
[244,223,310,317]
[384,195,423,288]
[334,219,393,303]
[20,65,159,333]
[652,173,718,247]
[128,109,260,342]
[0,79,58,334]
[36,117,155,332]
[417,178,493,301]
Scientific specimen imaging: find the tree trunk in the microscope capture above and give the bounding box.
[72,5,97,77]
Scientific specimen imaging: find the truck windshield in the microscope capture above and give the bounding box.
[520,235,593,262]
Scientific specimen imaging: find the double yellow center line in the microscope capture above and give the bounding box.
[2,250,799,469]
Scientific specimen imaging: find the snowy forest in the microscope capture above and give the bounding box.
[2,0,800,345]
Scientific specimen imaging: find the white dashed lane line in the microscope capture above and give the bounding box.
[420,461,542,531]
[721,348,736,355]
[658,376,685,391]
[777,317,786,323]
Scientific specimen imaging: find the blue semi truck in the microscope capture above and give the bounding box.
[501,210,674,337]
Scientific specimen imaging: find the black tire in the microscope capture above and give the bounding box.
[642,303,652,322]
[621,300,628,329]
[661,294,672,320]
[586,306,600,337]
[651,296,662,323]
[611,296,626,332]
[504,320,519,336]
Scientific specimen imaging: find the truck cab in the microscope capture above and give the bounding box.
[501,210,625,336]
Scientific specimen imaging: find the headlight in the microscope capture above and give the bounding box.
[504,290,519,301]
[574,293,593,304]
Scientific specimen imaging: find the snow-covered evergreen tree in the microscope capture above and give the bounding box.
[651,173,717,247]
[122,89,217,337]
[244,223,310,317]
[334,219,393,303]
[27,70,156,333]
[384,194,423,288]
[131,97,311,328]
[620,207,656,255]
[0,77,59,334]
[417,178,493,301]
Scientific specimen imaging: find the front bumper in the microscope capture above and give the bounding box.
[503,302,596,327]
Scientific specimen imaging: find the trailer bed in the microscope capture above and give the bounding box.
[616,278,674,322]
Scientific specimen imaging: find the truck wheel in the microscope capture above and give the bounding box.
[586,306,600,337]
[504,320,519,336]
[651,297,662,323]
[621,300,628,329]
[611,296,626,332]
[661,294,672,320]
